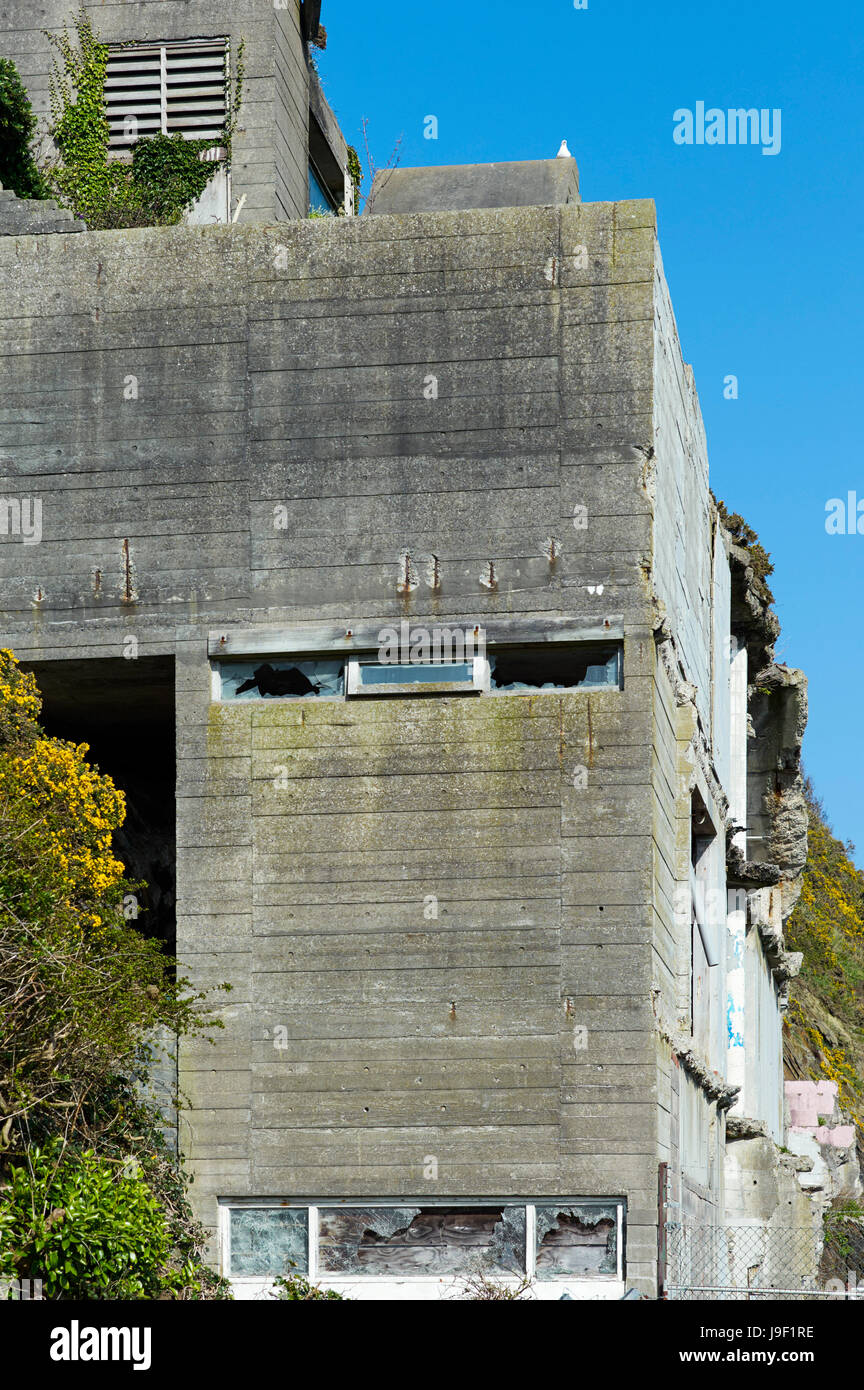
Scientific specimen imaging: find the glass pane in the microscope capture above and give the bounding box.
[229,1207,308,1277]
[318,1206,525,1276]
[220,659,344,700]
[535,1205,618,1277]
[309,164,337,213]
[358,662,473,686]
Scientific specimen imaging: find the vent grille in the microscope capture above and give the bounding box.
[105,40,227,150]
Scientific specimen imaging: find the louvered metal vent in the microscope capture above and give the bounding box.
[105,40,227,150]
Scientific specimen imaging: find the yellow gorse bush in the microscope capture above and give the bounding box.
[0,736,126,931]
[0,648,42,738]
[786,779,864,1127]
[0,649,127,936]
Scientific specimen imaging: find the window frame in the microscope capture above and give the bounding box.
[219,1198,626,1297]
[212,641,624,703]
[308,155,341,214]
[344,655,490,698]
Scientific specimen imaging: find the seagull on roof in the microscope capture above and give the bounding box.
[556,140,572,158]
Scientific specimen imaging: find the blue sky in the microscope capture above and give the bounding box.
[317,0,864,856]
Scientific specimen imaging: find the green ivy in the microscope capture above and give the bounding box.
[346,144,362,212]
[43,6,245,230]
[0,58,49,199]
[131,135,223,225]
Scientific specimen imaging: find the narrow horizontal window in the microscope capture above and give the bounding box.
[220,659,344,700]
[222,1200,624,1282]
[345,657,487,697]
[490,643,622,692]
[317,1206,525,1277]
[214,643,623,702]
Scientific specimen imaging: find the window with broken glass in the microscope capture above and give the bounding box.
[223,1201,625,1282]
[219,659,345,700]
[216,643,623,701]
[489,644,622,692]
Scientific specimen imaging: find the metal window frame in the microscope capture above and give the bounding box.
[308,153,341,213]
[219,1197,625,1286]
[345,655,490,698]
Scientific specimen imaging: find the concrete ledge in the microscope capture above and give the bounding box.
[367,157,581,215]
[0,182,85,235]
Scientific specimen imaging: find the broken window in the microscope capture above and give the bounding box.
[228,1206,307,1277]
[489,644,622,692]
[223,1200,625,1283]
[535,1205,619,1278]
[317,1206,525,1276]
[310,159,339,213]
[219,659,344,700]
[215,643,622,702]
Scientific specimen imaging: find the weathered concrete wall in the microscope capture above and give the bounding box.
[649,248,736,1223]
[0,203,659,642]
[0,185,780,1294]
[0,0,311,223]
[369,157,581,215]
[0,200,672,1291]
[0,183,85,235]
[651,241,715,741]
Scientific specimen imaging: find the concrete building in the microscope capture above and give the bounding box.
[3,0,351,223]
[0,1,811,1298]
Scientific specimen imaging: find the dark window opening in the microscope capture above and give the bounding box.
[690,789,719,1049]
[490,643,622,692]
[308,109,345,213]
[21,656,176,958]
[535,1206,618,1277]
[309,161,339,213]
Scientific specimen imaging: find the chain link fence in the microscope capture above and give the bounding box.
[665,1219,864,1299]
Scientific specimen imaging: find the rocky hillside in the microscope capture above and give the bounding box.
[784,780,864,1139]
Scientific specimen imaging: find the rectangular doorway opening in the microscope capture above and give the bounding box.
[21,655,176,958]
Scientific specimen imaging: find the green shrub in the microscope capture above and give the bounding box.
[0,1140,176,1299]
[0,57,49,199]
[272,1272,345,1301]
[0,647,232,1300]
